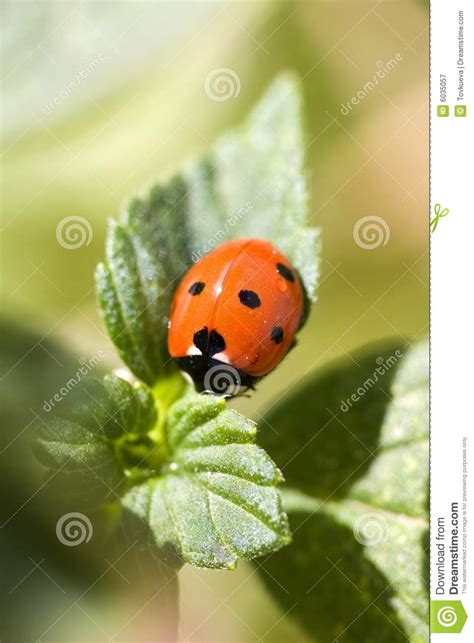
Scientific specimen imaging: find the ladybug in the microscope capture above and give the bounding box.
[168,238,305,395]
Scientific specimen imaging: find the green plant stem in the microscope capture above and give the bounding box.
[147,371,187,467]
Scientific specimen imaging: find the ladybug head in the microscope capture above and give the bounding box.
[178,355,257,397]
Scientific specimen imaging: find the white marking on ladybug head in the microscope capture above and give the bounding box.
[186,345,202,356]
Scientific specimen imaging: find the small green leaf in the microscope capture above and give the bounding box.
[96,75,320,384]
[34,375,158,504]
[35,417,115,472]
[258,340,429,642]
[67,374,157,439]
[95,200,191,385]
[34,413,121,507]
[103,374,157,437]
[122,394,290,569]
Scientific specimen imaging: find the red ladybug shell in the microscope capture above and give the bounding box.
[168,238,304,390]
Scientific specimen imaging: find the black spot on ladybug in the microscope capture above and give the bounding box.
[189,281,205,296]
[192,326,226,356]
[271,326,284,344]
[208,330,226,356]
[239,290,261,309]
[193,327,209,353]
[276,263,295,282]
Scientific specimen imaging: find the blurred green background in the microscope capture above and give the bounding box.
[1,1,428,640]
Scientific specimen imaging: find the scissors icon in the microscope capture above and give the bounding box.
[430,203,449,232]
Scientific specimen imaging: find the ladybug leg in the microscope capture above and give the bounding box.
[231,377,259,398]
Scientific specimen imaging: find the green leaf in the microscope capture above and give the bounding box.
[34,375,158,505]
[34,413,122,507]
[103,374,157,437]
[122,394,290,570]
[66,374,158,440]
[258,340,429,642]
[96,74,320,384]
[184,75,320,299]
[95,196,191,385]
